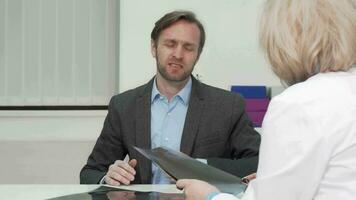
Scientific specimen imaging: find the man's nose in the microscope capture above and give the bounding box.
[172,46,184,59]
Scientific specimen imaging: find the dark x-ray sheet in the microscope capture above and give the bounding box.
[47,186,184,200]
[134,146,246,195]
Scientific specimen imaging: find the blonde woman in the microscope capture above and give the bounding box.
[176,0,356,199]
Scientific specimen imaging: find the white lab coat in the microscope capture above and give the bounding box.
[213,67,356,200]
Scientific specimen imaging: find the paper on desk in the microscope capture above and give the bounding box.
[104,184,182,194]
[134,146,246,195]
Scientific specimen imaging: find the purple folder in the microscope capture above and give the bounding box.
[245,98,270,112]
[247,111,266,127]
[231,86,267,98]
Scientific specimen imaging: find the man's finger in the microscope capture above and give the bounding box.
[109,171,131,185]
[117,161,136,175]
[117,167,135,181]
[105,176,121,186]
[128,159,137,168]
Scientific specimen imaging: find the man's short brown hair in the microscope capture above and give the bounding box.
[151,10,206,56]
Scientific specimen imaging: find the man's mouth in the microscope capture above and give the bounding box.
[168,63,183,68]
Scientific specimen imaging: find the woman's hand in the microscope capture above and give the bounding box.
[242,173,257,184]
[176,179,220,200]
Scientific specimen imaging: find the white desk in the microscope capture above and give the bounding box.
[0,184,181,200]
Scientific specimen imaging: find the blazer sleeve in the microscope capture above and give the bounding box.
[80,96,128,184]
[208,94,261,177]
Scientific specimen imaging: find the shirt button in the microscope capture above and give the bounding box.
[165,137,169,141]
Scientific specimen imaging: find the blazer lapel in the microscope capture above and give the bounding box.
[180,77,205,155]
[135,79,153,183]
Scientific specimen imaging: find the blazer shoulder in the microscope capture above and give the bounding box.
[109,83,150,107]
[199,83,244,101]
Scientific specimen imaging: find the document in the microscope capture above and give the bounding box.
[134,146,247,195]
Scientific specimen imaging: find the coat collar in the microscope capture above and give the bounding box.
[180,76,205,155]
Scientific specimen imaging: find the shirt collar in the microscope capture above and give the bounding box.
[151,79,161,103]
[151,76,192,105]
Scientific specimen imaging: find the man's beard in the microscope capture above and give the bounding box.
[155,54,196,82]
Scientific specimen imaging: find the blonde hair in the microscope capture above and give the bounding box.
[260,0,356,85]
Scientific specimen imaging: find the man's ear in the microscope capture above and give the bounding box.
[151,40,157,58]
[196,53,201,63]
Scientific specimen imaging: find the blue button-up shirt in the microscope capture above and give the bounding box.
[150,77,192,184]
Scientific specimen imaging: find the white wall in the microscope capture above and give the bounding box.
[119,0,281,92]
[0,141,96,183]
[0,111,106,141]
[0,111,106,183]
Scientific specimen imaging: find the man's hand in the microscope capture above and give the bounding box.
[105,159,137,186]
[176,179,220,200]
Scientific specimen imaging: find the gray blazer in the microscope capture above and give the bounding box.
[80,76,260,184]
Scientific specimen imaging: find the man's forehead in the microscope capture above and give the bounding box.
[157,21,200,45]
